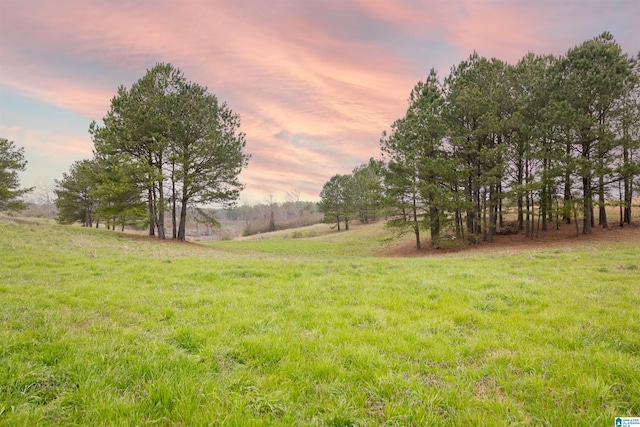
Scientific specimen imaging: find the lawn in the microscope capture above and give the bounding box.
[1,219,639,425]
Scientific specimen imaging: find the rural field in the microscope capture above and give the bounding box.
[1,217,639,426]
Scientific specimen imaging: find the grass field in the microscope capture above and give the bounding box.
[1,218,639,426]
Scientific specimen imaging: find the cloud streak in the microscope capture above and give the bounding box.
[1,0,638,202]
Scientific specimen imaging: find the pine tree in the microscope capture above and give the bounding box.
[0,138,33,212]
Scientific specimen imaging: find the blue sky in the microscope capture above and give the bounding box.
[1,0,638,203]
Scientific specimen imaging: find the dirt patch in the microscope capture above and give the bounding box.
[379,221,640,258]
[115,232,205,247]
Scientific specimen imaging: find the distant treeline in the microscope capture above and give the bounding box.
[224,199,322,237]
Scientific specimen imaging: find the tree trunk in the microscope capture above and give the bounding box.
[148,188,155,236]
[498,182,504,228]
[455,209,462,239]
[563,142,572,224]
[541,185,547,231]
[582,176,592,235]
[172,163,177,239]
[466,173,476,243]
[525,191,531,238]
[517,155,524,230]
[536,199,542,238]
[412,198,420,250]
[156,184,165,238]
[529,197,535,241]
[623,144,632,224]
[178,197,188,241]
[598,174,607,228]
[269,208,276,232]
[430,206,439,248]
[147,152,156,236]
[482,188,488,242]
[475,185,482,238]
[541,152,548,232]
[155,151,166,239]
[466,208,474,242]
[488,184,496,243]
[517,195,524,231]
[619,181,624,227]
[624,174,632,224]
[573,199,580,237]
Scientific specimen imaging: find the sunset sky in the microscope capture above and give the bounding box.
[1,0,639,204]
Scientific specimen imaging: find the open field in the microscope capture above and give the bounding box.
[1,218,639,426]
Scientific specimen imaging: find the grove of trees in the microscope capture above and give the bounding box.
[320,32,640,249]
[55,63,250,240]
[318,158,384,231]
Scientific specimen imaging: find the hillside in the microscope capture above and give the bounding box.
[1,218,639,425]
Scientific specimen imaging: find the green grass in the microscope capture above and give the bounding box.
[1,220,639,426]
[207,222,399,258]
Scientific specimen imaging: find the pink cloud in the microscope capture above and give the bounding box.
[0,124,92,160]
[442,1,560,63]
[2,0,638,203]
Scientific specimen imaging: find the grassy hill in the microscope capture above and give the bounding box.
[1,218,639,425]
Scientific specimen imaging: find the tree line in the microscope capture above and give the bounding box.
[224,194,321,237]
[319,33,640,249]
[53,63,250,240]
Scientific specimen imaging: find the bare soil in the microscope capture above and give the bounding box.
[380,220,640,258]
[115,232,205,247]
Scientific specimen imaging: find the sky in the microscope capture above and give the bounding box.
[1,0,639,204]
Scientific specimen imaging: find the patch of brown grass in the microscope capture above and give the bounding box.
[380,221,640,257]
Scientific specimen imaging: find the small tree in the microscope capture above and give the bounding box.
[381,118,426,250]
[381,70,450,249]
[33,179,56,217]
[318,174,356,230]
[0,138,33,212]
[92,155,147,231]
[352,158,384,224]
[54,159,99,226]
[318,174,344,230]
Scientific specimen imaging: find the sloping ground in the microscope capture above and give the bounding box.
[5,212,636,260]
[204,221,401,259]
[381,221,640,257]
[235,222,334,240]
[229,216,640,259]
[1,215,639,425]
